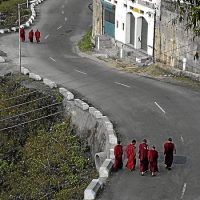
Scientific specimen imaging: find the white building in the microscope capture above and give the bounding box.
[99,0,161,56]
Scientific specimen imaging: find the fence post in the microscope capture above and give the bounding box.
[170,56,175,68]
[120,45,124,59]
[97,36,100,50]
[182,57,187,71]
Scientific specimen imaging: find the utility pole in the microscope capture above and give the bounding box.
[18,2,29,73]
[152,10,156,63]
[18,4,21,73]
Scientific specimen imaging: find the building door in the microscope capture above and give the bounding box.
[141,17,148,51]
[104,9,115,37]
[130,14,135,45]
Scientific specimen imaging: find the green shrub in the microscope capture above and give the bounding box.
[78,29,93,52]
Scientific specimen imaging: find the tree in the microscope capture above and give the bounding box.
[178,0,200,37]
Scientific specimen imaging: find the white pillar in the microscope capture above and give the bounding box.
[135,17,142,49]
[183,57,187,71]
[120,46,124,58]
[97,36,100,50]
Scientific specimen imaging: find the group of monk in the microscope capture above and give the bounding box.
[114,138,176,176]
[20,27,41,43]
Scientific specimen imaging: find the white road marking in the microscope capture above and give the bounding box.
[64,17,67,22]
[75,70,87,75]
[181,136,184,144]
[44,34,49,40]
[57,26,62,30]
[49,57,56,62]
[61,10,64,14]
[154,101,166,114]
[114,81,130,88]
[180,183,187,199]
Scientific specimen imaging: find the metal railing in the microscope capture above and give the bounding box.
[136,0,156,9]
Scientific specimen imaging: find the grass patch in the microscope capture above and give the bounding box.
[78,29,93,52]
[129,64,172,77]
[173,75,200,91]
[113,60,172,77]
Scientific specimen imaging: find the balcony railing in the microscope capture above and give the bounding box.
[136,0,156,9]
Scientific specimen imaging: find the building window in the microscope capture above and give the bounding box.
[105,10,115,24]
[122,23,124,30]
[124,4,127,7]
[117,21,119,28]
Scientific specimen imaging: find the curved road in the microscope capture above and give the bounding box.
[1,0,200,199]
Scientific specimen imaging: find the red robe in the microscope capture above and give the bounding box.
[35,30,41,43]
[20,28,25,42]
[29,30,34,42]
[114,144,123,170]
[126,143,136,171]
[139,143,148,172]
[164,142,175,168]
[148,149,158,173]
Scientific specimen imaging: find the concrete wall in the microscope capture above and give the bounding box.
[154,0,200,70]
[64,101,107,158]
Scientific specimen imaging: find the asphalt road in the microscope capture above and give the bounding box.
[1,0,200,199]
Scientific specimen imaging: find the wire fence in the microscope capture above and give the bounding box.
[0,102,62,122]
[0,95,50,112]
[0,111,63,132]
[0,78,64,133]
[0,90,38,102]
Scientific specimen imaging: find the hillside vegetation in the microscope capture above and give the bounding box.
[0,74,97,200]
[0,0,31,28]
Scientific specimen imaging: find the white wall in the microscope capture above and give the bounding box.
[103,0,160,56]
[115,0,127,43]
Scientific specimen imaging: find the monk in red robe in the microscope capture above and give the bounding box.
[164,138,176,170]
[20,27,25,42]
[148,145,158,176]
[35,29,41,43]
[139,139,148,175]
[126,139,136,171]
[29,29,34,43]
[114,141,123,171]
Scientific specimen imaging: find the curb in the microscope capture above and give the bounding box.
[84,179,103,200]
[171,68,200,82]
[20,67,118,200]
[0,0,45,34]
